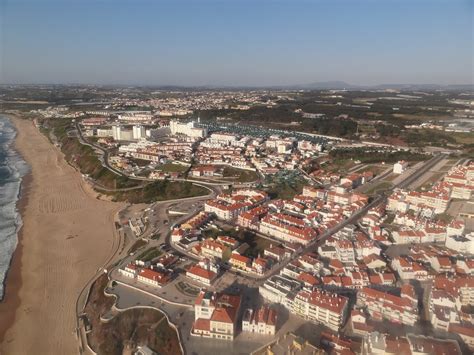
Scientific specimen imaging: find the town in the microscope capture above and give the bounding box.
[55,102,474,354]
[2,86,473,355]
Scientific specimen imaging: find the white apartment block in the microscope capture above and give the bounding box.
[291,289,349,331]
[170,120,207,138]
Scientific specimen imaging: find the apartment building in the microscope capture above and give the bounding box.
[291,289,349,331]
[259,213,317,245]
[357,285,418,326]
[170,120,207,138]
[259,274,302,305]
[391,256,430,281]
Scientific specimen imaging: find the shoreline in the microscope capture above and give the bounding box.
[0,114,31,345]
[0,114,124,354]
[0,172,31,345]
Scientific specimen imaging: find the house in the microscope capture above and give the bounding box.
[119,263,139,278]
[191,165,217,177]
[252,257,270,275]
[242,306,277,335]
[186,264,217,286]
[350,309,374,336]
[264,245,286,261]
[137,268,170,287]
[363,254,386,270]
[201,239,230,261]
[230,253,251,271]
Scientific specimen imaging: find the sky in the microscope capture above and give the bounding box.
[0,0,472,86]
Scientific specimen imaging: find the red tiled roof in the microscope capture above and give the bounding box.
[193,318,211,332]
[230,253,251,264]
[187,265,216,280]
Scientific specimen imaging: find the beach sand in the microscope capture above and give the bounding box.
[0,117,124,354]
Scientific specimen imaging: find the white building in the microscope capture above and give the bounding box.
[170,120,207,138]
[96,128,113,137]
[118,263,138,278]
[242,306,277,335]
[291,289,349,331]
[132,125,146,140]
[118,112,153,123]
[393,161,408,174]
[112,125,133,141]
[186,264,217,286]
[445,233,474,254]
[259,275,302,305]
[192,290,241,340]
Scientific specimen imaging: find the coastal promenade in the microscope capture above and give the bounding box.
[0,117,124,355]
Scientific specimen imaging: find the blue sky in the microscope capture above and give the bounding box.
[1,0,472,86]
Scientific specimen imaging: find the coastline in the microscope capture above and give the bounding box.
[0,115,124,354]
[0,113,30,345]
[0,170,31,346]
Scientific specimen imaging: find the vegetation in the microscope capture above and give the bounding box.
[110,180,209,203]
[40,117,140,189]
[61,137,140,189]
[84,275,181,355]
[242,235,274,259]
[137,247,162,262]
[39,118,208,201]
[329,148,428,164]
[401,129,474,148]
[265,179,305,200]
[176,281,200,297]
[309,116,358,137]
[128,239,148,254]
[222,166,259,183]
[157,162,190,173]
[262,171,306,199]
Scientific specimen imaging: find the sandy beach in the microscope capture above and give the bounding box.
[0,117,124,354]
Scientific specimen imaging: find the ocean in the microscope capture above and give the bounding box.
[0,115,29,301]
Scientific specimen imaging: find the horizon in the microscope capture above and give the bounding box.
[0,80,473,89]
[1,0,473,87]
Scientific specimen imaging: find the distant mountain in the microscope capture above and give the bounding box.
[370,83,474,91]
[281,81,473,91]
[291,81,358,90]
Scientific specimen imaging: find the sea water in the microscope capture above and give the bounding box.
[0,115,29,300]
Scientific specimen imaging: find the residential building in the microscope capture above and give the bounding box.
[291,289,349,331]
[192,289,241,340]
[357,285,418,326]
[242,306,277,335]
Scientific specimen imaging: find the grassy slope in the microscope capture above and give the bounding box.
[44,118,208,201]
[110,180,209,203]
